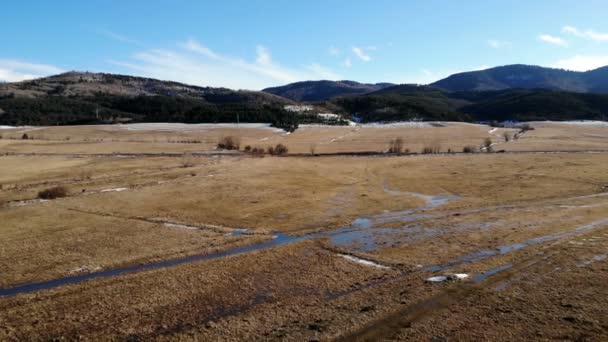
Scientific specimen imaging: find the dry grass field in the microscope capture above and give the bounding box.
[1,122,607,340]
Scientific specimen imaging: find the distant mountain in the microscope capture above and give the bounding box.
[431,64,608,93]
[263,80,395,102]
[322,83,608,123]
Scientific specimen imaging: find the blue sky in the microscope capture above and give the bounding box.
[2,0,608,89]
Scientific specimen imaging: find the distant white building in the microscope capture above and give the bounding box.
[284,105,314,113]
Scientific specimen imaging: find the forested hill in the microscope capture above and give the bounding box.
[0,72,301,130]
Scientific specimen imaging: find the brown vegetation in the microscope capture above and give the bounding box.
[217,136,240,150]
[37,186,68,199]
[387,137,404,153]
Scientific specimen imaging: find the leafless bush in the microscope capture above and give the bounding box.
[38,186,68,199]
[422,142,441,154]
[21,133,29,140]
[243,145,252,152]
[267,146,274,155]
[388,137,404,154]
[503,131,511,142]
[217,136,240,150]
[274,143,288,155]
[463,145,477,153]
[250,146,266,156]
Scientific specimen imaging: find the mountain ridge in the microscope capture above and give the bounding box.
[430,64,608,93]
[262,80,395,102]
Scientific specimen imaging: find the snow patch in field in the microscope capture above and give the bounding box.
[540,120,608,128]
[360,121,438,128]
[339,254,389,269]
[118,123,279,132]
[426,273,469,283]
[164,223,198,230]
[576,254,607,268]
[100,187,128,192]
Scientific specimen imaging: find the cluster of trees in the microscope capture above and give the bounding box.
[0,95,304,131]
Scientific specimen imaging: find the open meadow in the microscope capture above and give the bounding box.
[1,121,608,340]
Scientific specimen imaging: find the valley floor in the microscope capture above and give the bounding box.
[0,122,607,340]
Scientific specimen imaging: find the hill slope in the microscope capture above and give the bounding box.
[0,72,301,128]
[262,80,394,102]
[431,64,608,93]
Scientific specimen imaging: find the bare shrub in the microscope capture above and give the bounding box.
[503,131,511,142]
[422,142,441,154]
[217,136,240,150]
[267,146,274,155]
[250,146,265,156]
[274,144,288,155]
[243,145,252,152]
[388,137,404,154]
[21,133,29,140]
[38,186,68,199]
[463,145,477,153]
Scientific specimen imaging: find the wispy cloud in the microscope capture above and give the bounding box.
[0,59,64,82]
[328,46,340,56]
[343,58,352,68]
[109,39,341,89]
[352,47,372,62]
[538,34,567,46]
[562,26,608,41]
[553,55,608,71]
[487,39,511,49]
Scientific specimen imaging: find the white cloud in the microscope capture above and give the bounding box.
[553,55,608,71]
[562,26,579,35]
[488,39,510,49]
[562,25,608,41]
[179,39,220,59]
[539,34,567,46]
[328,46,340,56]
[343,58,352,68]
[352,47,372,62]
[109,39,341,90]
[0,59,64,82]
